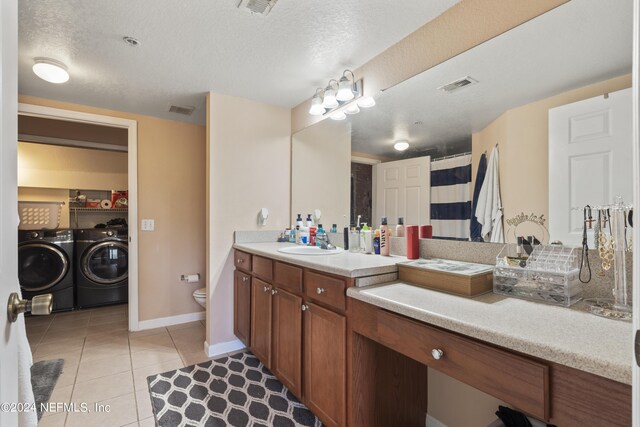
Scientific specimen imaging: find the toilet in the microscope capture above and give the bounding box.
[193,288,206,308]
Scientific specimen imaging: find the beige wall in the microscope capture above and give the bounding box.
[19,95,207,322]
[292,120,351,229]
[206,92,291,348]
[291,0,568,133]
[18,187,70,229]
[471,74,632,243]
[18,142,128,190]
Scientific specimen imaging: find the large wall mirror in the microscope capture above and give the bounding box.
[291,0,633,246]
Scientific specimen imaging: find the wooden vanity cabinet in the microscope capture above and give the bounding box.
[303,301,346,427]
[233,270,251,347]
[250,277,272,369]
[272,288,303,398]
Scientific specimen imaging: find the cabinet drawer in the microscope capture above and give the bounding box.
[274,262,302,294]
[304,271,346,311]
[234,250,252,271]
[376,308,548,420]
[252,256,273,281]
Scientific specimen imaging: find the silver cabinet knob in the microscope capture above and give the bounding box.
[237,258,244,263]
[271,289,278,295]
[242,276,249,283]
[316,287,325,295]
[7,292,52,323]
[263,286,270,292]
[301,304,309,312]
[431,348,444,360]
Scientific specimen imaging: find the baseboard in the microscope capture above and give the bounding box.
[136,311,205,330]
[205,339,246,357]
[427,414,448,427]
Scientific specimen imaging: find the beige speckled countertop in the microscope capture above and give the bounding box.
[348,282,633,384]
[233,242,402,278]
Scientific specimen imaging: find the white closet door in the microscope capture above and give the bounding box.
[374,156,431,227]
[549,88,633,246]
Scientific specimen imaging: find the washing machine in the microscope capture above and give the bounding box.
[75,228,128,308]
[18,229,75,312]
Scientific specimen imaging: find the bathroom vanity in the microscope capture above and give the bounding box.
[232,242,632,427]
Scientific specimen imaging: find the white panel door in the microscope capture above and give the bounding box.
[1,0,21,425]
[374,156,431,227]
[549,88,633,246]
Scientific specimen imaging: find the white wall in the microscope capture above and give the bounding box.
[291,119,351,229]
[206,92,291,351]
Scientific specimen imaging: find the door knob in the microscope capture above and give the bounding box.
[316,287,325,294]
[301,304,309,312]
[7,292,53,323]
[431,348,444,360]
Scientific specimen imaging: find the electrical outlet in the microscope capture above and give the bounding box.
[141,219,155,231]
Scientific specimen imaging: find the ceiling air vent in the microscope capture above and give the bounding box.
[168,105,195,116]
[237,0,279,16]
[437,76,478,93]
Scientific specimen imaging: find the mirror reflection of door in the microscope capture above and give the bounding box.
[549,88,633,246]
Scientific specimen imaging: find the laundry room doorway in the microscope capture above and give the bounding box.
[17,103,140,330]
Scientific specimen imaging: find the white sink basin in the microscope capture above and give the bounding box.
[278,246,344,255]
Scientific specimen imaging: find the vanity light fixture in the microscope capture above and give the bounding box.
[336,70,356,101]
[330,111,347,121]
[309,88,326,116]
[357,96,376,108]
[322,80,339,109]
[32,58,69,84]
[344,103,360,115]
[394,140,410,151]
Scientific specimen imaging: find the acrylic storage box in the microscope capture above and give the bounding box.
[493,244,582,307]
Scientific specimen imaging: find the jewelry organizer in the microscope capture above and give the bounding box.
[584,196,633,321]
[493,244,582,307]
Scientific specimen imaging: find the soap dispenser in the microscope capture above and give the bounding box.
[360,223,373,254]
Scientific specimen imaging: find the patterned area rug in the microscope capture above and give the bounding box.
[147,351,323,427]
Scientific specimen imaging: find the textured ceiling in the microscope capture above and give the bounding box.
[18,0,460,125]
[346,0,633,159]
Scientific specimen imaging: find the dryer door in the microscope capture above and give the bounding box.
[81,241,128,285]
[18,242,69,291]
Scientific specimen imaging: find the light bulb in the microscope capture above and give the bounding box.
[336,76,354,102]
[357,96,376,108]
[330,111,346,121]
[322,87,338,109]
[309,95,326,116]
[394,140,409,151]
[345,103,360,115]
[32,58,69,84]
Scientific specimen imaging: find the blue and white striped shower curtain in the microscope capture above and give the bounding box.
[430,154,472,240]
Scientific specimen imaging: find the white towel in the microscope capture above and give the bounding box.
[17,316,37,427]
[475,146,504,243]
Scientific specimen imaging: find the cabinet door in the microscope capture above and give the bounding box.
[233,270,251,347]
[272,288,303,399]
[304,302,346,427]
[250,278,272,369]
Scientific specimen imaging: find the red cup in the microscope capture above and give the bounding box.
[419,225,433,239]
[406,225,419,259]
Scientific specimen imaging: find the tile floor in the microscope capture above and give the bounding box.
[25,304,216,427]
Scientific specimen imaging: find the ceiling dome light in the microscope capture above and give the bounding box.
[336,70,355,102]
[357,96,376,108]
[394,140,410,151]
[322,80,339,109]
[32,58,69,84]
[344,103,360,115]
[308,89,326,116]
[330,111,346,121]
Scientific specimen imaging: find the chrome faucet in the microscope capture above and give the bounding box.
[317,232,336,250]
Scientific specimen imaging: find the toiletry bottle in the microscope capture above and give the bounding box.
[300,226,310,245]
[349,226,361,253]
[373,229,380,254]
[396,217,405,237]
[360,223,373,254]
[306,214,315,228]
[289,228,296,243]
[296,214,304,228]
[406,225,419,259]
[316,224,326,247]
[331,224,337,233]
[380,217,390,256]
[295,225,301,244]
[309,226,317,246]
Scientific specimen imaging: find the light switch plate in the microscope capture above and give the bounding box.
[141,219,155,231]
